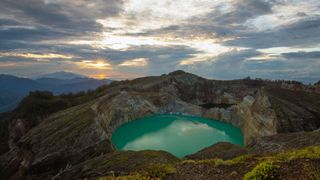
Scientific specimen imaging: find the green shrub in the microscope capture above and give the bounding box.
[244,161,279,180]
[143,163,176,179]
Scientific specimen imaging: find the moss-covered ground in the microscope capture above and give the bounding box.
[94,146,320,180]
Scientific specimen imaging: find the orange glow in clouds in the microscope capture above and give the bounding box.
[90,74,108,79]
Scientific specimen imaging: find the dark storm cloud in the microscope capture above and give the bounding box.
[0,0,124,40]
[0,40,49,51]
[104,45,199,63]
[0,18,21,26]
[201,49,262,79]
[107,45,201,75]
[137,46,200,74]
[243,57,320,83]
[1,1,69,25]
[178,49,260,80]
[126,25,181,37]
[282,51,320,59]
[0,0,124,24]
[0,0,125,70]
[179,48,320,83]
[208,0,273,25]
[0,27,70,41]
[224,17,320,48]
[0,56,38,63]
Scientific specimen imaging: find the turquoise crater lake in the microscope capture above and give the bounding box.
[112,114,244,158]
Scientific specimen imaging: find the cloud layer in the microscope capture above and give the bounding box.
[0,0,319,82]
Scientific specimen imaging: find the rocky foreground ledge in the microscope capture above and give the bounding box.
[0,70,320,179]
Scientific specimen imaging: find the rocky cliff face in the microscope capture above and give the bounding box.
[194,90,278,144]
[266,87,320,133]
[0,70,319,179]
[94,91,158,138]
[240,89,277,144]
[92,72,279,145]
[93,71,319,146]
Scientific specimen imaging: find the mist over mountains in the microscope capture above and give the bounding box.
[32,71,86,80]
[0,72,112,112]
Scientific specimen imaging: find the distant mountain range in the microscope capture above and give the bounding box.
[0,72,112,112]
[32,71,86,80]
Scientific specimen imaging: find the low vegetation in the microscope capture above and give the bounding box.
[273,146,320,161]
[94,163,176,180]
[95,146,320,179]
[179,146,320,179]
[182,154,253,166]
[142,163,176,179]
[244,161,279,180]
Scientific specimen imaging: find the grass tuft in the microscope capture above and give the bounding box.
[142,163,176,179]
[244,161,280,180]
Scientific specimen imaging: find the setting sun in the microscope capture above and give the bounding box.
[90,73,107,79]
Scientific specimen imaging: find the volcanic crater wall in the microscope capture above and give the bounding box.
[91,71,320,148]
[94,87,277,145]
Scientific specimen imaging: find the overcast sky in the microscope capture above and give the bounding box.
[0,0,320,83]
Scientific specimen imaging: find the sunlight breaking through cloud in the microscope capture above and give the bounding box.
[76,60,113,70]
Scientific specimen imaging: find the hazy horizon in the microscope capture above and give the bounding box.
[1,70,318,85]
[1,0,320,83]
